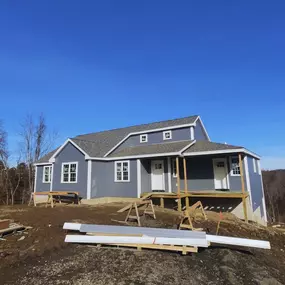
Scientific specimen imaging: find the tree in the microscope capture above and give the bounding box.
[0,121,9,204]
[19,114,57,203]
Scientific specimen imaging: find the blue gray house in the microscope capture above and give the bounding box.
[34,115,267,225]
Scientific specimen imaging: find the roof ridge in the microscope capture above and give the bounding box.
[75,115,199,137]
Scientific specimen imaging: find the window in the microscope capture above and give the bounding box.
[163,130,172,140]
[140,134,148,143]
[43,166,52,183]
[61,162,78,183]
[230,157,240,176]
[172,159,177,177]
[115,161,130,182]
[253,158,257,173]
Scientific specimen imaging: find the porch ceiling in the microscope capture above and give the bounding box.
[107,140,194,158]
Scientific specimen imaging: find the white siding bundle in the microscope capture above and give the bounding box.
[63,223,271,250]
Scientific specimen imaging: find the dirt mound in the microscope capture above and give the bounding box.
[0,203,284,284]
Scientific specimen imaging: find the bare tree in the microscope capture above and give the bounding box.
[19,114,57,202]
[0,121,9,204]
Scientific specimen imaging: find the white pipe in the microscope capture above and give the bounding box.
[65,235,208,247]
[63,223,81,231]
[206,234,271,249]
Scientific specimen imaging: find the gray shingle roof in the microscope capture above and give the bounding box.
[36,115,198,162]
[183,141,242,153]
[36,148,59,163]
[108,140,194,158]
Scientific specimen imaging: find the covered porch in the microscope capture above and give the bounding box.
[138,150,250,222]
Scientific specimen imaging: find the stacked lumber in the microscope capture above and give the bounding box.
[63,223,271,254]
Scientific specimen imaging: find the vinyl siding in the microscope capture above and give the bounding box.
[115,127,192,152]
[247,156,264,214]
[52,142,88,198]
[35,165,51,192]
[194,119,209,141]
[91,160,137,198]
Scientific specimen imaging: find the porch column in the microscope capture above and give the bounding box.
[183,157,189,208]
[176,157,182,211]
[239,153,248,223]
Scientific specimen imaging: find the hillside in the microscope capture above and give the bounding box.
[263,170,285,223]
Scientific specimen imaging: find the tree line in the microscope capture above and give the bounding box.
[0,114,56,205]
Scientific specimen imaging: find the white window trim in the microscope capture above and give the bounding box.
[230,156,241,176]
[42,165,52,183]
[61,162,78,183]
[163,130,172,140]
[172,158,177,178]
[114,160,130,182]
[140,134,148,143]
[253,158,257,173]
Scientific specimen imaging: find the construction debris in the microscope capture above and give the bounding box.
[63,223,271,254]
[0,221,27,238]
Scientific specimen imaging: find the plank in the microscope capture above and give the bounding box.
[206,234,270,249]
[65,234,208,247]
[78,224,206,239]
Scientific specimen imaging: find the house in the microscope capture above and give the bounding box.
[34,115,267,225]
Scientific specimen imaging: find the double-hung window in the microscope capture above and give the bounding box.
[115,161,130,182]
[61,162,78,183]
[230,157,240,176]
[43,166,52,183]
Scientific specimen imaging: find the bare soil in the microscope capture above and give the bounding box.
[0,203,284,285]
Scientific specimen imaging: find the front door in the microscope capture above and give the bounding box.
[213,158,229,190]
[151,160,165,191]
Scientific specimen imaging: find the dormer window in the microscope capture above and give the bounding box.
[140,134,148,143]
[163,131,172,140]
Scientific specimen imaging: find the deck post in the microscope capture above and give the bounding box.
[183,157,189,208]
[239,153,248,223]
[176,157,182,211]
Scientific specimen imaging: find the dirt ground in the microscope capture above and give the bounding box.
[0,203,285,285]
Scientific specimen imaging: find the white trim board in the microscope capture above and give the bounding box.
[183,148,260,159]
[34,166,38,193]
[87,160,92,199]
[137,159,142,198]
[167,157,172,193]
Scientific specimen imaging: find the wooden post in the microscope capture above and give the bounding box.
[176,157,182,211]
[183,157,189,208]
[239,153,248,223]
[160,197,164,208]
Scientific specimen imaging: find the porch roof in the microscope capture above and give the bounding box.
[183,141,242,154]
[107,140,194,158]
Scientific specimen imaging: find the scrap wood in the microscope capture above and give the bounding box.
[0,222,27,238]
[179,209,203,231]
[216,211,223,235]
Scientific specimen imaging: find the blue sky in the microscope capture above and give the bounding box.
[0,1,284,169]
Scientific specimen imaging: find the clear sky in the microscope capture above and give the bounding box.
[0,1,284,169]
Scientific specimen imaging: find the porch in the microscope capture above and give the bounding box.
[138,153,249,222]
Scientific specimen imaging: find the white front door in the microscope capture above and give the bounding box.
[213,158,229,189]
[151,160,165,191]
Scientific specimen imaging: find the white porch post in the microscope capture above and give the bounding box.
[244,156,252,207]
[34,166,38,193]
[137,159,142,198]
[167,157,172,193]
[49,164,54,192]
